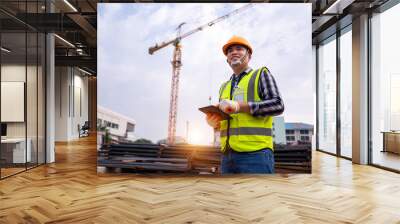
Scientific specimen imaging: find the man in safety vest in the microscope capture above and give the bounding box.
[206,35,284,174]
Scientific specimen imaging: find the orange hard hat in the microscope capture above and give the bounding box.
[222,35,253,56]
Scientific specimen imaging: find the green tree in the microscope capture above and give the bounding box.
[133,138,153,144]
[104,129,111,144]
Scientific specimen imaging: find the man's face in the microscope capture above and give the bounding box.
[226,44,250,67]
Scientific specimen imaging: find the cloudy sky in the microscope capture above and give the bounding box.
[98,3,313,144]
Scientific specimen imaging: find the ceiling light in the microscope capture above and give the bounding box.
[54,34,75,48]
[78,67,92,76]
[63,0,78,12]
[1,47,11,53]
[76,48,84,55]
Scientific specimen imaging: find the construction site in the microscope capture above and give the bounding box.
[96,3,311,174]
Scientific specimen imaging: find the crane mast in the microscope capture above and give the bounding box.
[167,24,184,145]
[148,4,252,145]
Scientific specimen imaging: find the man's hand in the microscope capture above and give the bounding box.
[219,99,240,114]
[217,100,251,114]
[205,113,222,129]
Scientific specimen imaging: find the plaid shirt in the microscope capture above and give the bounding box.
[228,67,284,117]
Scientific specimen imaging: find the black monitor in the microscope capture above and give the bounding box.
[1,123,7,137]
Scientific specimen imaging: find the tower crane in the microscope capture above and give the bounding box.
[148,4,252,145]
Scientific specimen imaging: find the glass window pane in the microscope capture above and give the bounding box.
[318,36,337,154]
[371,3,400,171]
[340,28,352,158]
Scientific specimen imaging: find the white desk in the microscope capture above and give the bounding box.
[1,138,31,163]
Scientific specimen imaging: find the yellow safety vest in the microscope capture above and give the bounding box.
[219,67,274,152]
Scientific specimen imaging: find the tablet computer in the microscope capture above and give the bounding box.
[198,105,231,120]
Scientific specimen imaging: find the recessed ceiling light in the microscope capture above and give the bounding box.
[78,67,92,76]
[54,34,75,48]
[1,47,11,53]
[63,0,78,12]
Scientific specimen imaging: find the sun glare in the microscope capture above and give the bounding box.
[188,129,206,145]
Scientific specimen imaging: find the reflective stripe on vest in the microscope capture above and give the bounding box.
[219,67,274,152]
[220,127,272,137]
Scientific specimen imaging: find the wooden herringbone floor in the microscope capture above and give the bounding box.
[1,135,400,224]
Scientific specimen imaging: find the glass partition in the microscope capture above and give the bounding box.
[1,30,28,177]
[38,32,45,165]
[0,1,46,179]
[27,30,38,169]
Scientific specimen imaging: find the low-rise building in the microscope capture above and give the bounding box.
[285,123,314,145]
[97,105,136,143]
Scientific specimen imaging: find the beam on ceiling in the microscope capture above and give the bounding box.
[312,15,335,33]
[323,0,356,14]
[67,14,96,36]
[55,55,96,71]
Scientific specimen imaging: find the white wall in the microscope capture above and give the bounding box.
[55,66,69,141]
[1,63,46,164]
[55,67,89,141]
[1,65,36,138]
[72,73,89,138]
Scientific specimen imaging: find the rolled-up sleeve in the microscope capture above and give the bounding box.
[248,68,284,117]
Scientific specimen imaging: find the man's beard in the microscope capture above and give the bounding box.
[230,58,242,67]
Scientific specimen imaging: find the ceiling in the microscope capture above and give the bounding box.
[0,0,394,75]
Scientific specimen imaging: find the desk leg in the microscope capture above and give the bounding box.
[382,133,386,153]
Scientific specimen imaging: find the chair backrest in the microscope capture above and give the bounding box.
[82,121,90,129]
